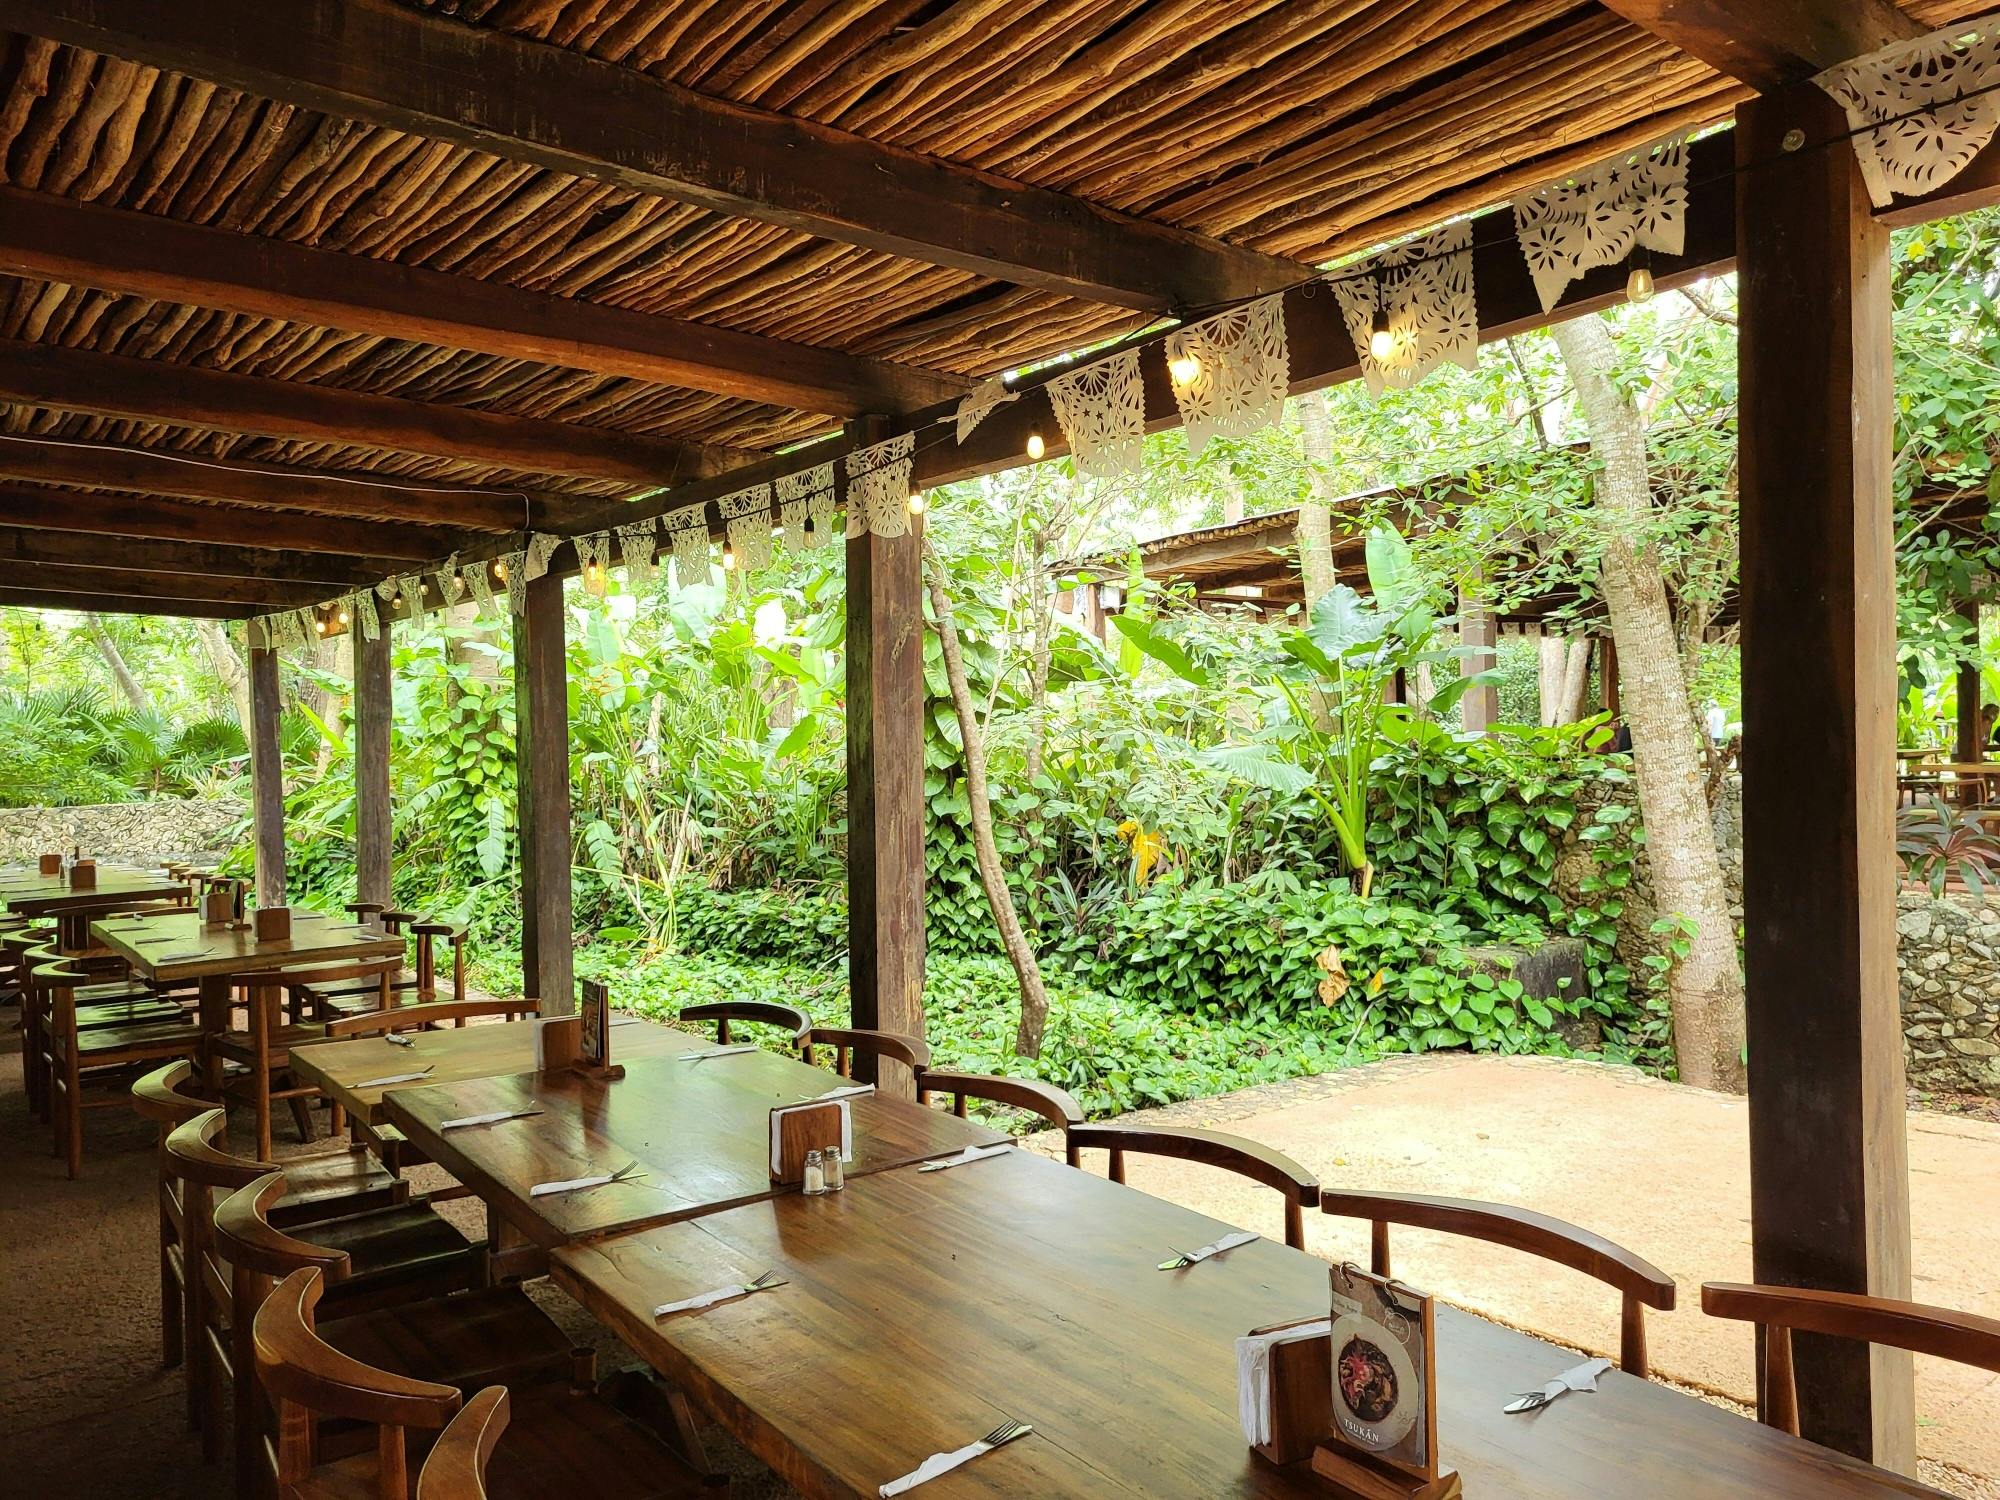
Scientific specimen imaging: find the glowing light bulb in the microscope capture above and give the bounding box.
[907,492,927,516]
[722,546,737,571]
[314,618,328,636]
[1026,427,1045,461]
[337,608,350,625]
[1368,309,1395,361]
[1168,351,1201,385]
[1626,264,1655,302]
[493,560,508,581]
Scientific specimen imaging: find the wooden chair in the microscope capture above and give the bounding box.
[917,1069,1083,1165]
[37,957,200,1178]
[254,1268,723,1500]
[1071,1123,1320,1249]
[416,1386,510,1500]
[212,956,404,1160]
[678,1000,810,1049]
[132,1061,222,1371]
[323,997,541,1041]
[800,1026,930,1080]
[1701,1283,2000,1435]
[1321,1189,1677,1377]
[216,1171,521,1492]
[18,936,177,1119]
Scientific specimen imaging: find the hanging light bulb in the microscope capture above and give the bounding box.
[1026,426,1045,461]
[1626,263,1655,303]
[1368,306,1395,361]
[583,559,606,597]
[1168,350,1201,385]
[492,559,508,581]
[907,491,927,516]
[722,544,737,571]
[314,616,328,636]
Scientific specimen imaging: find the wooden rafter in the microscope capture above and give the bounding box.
[0,586,257,618]
[6,0,1310,315]
[3,559,331,607]
[0,341,754,486]
[1597,0,1925,90]
[0,483,457,561]
[0,433,603,532]
[0,186,965,419]
[0,526,386,586]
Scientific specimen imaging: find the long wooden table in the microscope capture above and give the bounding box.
[381,1041,1002,1249]
[4,867,189,949]
[554,1148,1947,1500]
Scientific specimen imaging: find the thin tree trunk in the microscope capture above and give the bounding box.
[1021,515,1054,787]
[923,543,1053,1059]
[84,614,152,714]
[1552,316,1747,1093]
[194,619,251,730]
[1294,397,1338,606]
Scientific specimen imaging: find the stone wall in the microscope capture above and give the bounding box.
[1897,893,2000,1095]
[0,798,245,865]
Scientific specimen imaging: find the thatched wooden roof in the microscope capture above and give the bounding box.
[0,0,1983,615]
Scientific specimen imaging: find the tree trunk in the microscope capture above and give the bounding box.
[923,544,1053,1059]
[1294,397,1338,606]
[194,619,251,730]
[84,614,152,714]
[1552,315,1747,1093]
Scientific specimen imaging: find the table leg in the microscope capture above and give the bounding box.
[483,1201,547,1286]
[198,974,231,1099]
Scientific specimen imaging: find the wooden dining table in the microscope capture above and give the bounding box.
[380,1039,1003,1252]
[554,1147,1949,1500]
[3,865,190,950]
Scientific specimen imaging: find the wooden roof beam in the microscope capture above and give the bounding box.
[1597,1,1924,91]
[0,483,457,561]
[5,560,332,608]
[0,525,386,586]
[0,187,964,419]
[0,341,755,487]
[8,0,1306,314]
[0,432,603,533]
[0,586,257,618]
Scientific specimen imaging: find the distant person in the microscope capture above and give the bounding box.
[1705,701,1727,745]
[1606,717,1633,754]
[1984,702,2000,750]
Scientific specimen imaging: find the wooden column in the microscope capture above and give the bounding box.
[846,461,927,1096]
[515,571,575,1013]
[1737,84,1913,1469]
[246,639,286,906]
[1459,588,1498,734]
[352,616,393,907]
[1955,601,1981,764]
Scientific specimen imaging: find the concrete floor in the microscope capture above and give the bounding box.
[1029,1054,2000,1496]
[4,1031,1992,1497]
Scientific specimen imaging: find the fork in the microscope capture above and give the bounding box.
[879,1420,1033,1497]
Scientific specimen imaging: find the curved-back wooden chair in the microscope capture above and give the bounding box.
[1321,1189,1677,1377]
[679,1000,810,1049]
[409,921,471,1005]
[917,1069,1084,1165]
[801,1026,930,1081]
[1702,1283,2000,1435]
[19,935,175,1120]
[132,1061,219,1371]
[36,956,198,1178]
[417,1386,510,1500]
[256,1269,720,1500]
[1072,1123,1320,1248]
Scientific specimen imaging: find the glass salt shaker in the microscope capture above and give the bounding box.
[822,1144,844,1192]
[802,1148,827,1195]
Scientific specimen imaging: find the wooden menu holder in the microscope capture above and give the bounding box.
[201,888,234,927]
[67,859,97,889]
[38,852,61,875]
[573,978,624,1082]
[254,905,292,941]
[1310,1447,1460,1500]
[1249,1322,1334,1467]
[769,1101,843,1184]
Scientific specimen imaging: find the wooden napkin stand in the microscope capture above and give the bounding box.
[1310,1447,1460,1500]
[67,859,96,890]
[770,1101,843,1184]
[38,852,61,875]
[535,1014,625,1081]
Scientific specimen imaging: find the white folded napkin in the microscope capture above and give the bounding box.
[1165,1230,1259,1268]
[679,1043,758,1061]
[814,1083,874,1101]
[1236,1319,1332,1444]
[352,1070,432,1089]
[530,1170,628,1197]
[440,1108,540,1131]
[916,1142,1013,1174]
[1503,1356,1612,1414]
[879,1430,1029,1498]
[651,1280,778,1318]
[149,949,211,962]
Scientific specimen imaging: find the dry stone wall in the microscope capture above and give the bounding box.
[0,798,244,865]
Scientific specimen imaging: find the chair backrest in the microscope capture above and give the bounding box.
[679,1000,810,1048]
[1701,1283,2000,1435]
[214,1171,353,1284]
[1321,1189,1676,1377]
[416,1387,509,1500]
[409,921,469,1004]
[131,1059,210,1132]
[1071,1123,1319,1248]
[324,997,541,1039]
[917,1069,1083,1165]
[802,1026,930,1079]
[254,1267,461,1500]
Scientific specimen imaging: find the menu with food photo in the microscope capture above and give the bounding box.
[1327,1263,1439,1484]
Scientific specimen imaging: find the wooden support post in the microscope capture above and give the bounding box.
[1599,635,1621,719]
[1459,589,1497,734]
[246,640,285,907]
[352,617,393,907]
[1956,601,1982,765]
[846,444,927,1097]
[1737,84,1913,1470]
[515,572,575,1013]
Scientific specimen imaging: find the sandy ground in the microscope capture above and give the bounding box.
[3,1026,1991,1497]
[1022,1053,2000,1496]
